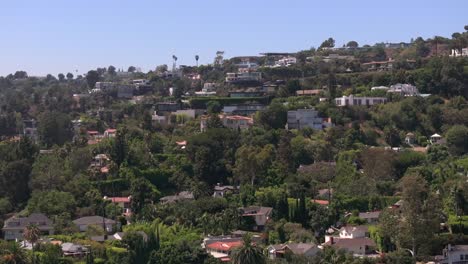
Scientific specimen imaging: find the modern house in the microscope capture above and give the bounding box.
[222,104,267,115]
[287,109,333,130]
[439,244,468,264]
[195,83,217,96]
[225,72,262,83]
[72,216,117,233]
[155,102,181,114]
[239,206,273,231]
[2,213,54,240]
[268,243,320,260]
[387,83,419,96]
[335,95,387,106]
[275,56,297,67]
[449,48,468,57]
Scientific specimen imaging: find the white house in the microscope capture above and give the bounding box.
[335,95,387,106]
[287,109,333,130]
[440,244,468,264]
[339,225,369,239]
[431,133,443,144]
[387,83,419,96]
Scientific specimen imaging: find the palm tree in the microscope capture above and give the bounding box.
[195,55,199,67]
[231,235,266,264]
[1,241,28,264]
[23,224,40,264]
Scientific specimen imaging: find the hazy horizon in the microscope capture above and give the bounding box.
[1,0,467,77]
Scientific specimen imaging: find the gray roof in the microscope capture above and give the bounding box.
[270,243,317,255]
[340,225,369,233]
[72,216,116,225]
[358,211,381,219]
[3,213,53,230]
[61,242,87,253]
[452,245,468,251]
[160,191,194,203]
[333,237,376,249]
[240,206,273,217]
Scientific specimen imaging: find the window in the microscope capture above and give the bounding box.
[461,254,464,260]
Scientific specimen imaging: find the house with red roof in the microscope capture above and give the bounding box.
[104,196,132,216]
[205,240,243,261]
[104,129,117,138]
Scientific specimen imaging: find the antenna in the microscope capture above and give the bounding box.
[172,55,178,72]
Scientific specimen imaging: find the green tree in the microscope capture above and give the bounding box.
[23,224,40,264]
[231,235,266,264]
[206,101,222,114]
[255,102,287,129]
[57,73,65,82]
[27,191,76,217]
[346,41,359,48]
[128,66,136,73]
[1,241,28,264]
[108,65,116,76]
[37,111,72,147]
[319,37,335,49]
[86,70,100,88]
[66,72,73,80]
[446,125,468,156]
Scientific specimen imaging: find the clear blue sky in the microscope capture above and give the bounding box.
[1,0,466,77]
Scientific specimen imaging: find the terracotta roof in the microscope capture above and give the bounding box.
[225,115,253,121]
[175,140,187,146]
[105,129,117,133]
[87,131,99,135]
[311,199,330,205]
[206,241,243,251]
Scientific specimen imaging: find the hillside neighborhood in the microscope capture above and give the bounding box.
[0,21,468,264]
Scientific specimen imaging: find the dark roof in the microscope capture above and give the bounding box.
[3,213,53,230]
[72,216,116,225]
[240,206,273,217]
